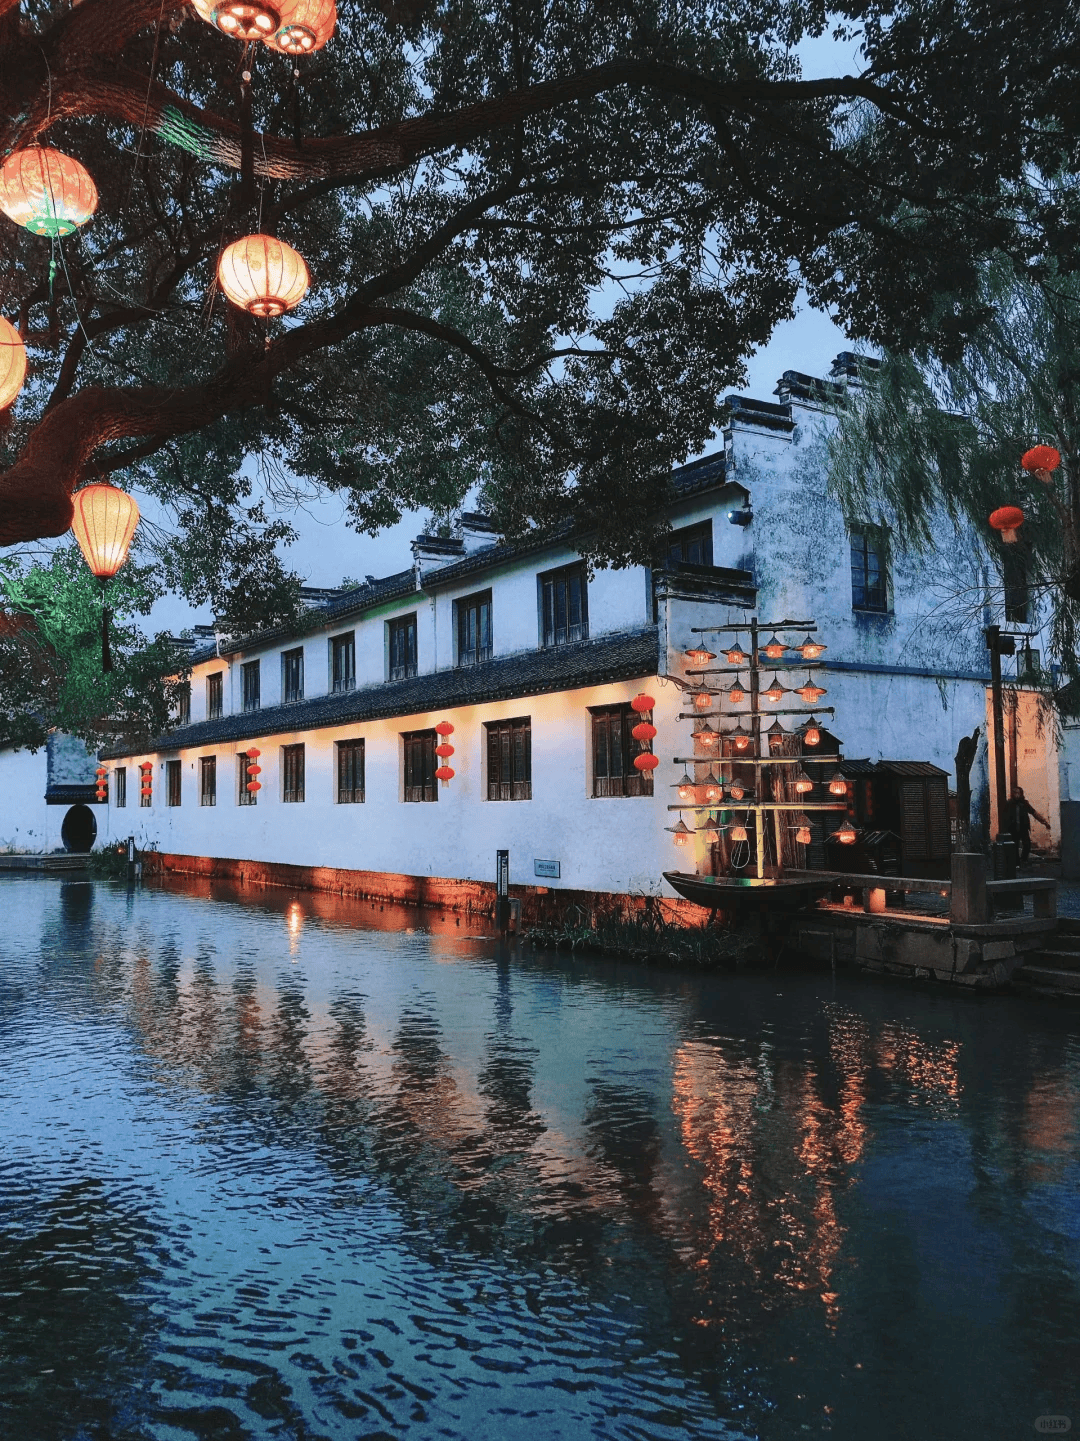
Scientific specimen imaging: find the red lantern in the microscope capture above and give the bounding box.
[684,647,715,667]
[0,316,26,411]
[435,744,455,759]
[632,721,657,741]
[246,764,262,776]
[630,693,655,713]
[799,640,826,660]
[633,752,660,772]
[989,506,1024,543]
[834,821,857,845]
[1021,445,1061,478]
[211,0,280,41]
[763,635,785,660]
[247,780,262,793]
[435,721,455,736]
[796,677,826,704]
[693,690,713,711]
[0,146,98,237]
[246,748,261,758]
[267,0,336,52]
[435,765,455,782]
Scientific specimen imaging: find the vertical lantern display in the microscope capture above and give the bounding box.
[70,483,141,673]
[246,748,262,794]
[435,720,455,783]
[139,762,153,802]
[95,764,108,803]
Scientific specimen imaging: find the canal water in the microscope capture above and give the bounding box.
[1,877,1078,1441]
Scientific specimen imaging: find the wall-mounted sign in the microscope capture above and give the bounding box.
[534,859,560,878]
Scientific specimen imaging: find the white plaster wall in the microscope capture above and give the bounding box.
[0,746,55,852]
[99,676,685,896]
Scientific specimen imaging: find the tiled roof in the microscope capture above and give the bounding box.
[103,629,660,759]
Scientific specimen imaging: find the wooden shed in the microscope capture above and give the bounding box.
[845,760,952,878]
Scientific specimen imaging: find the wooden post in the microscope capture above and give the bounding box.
[985,625,1008,841]
[750,616,762,879]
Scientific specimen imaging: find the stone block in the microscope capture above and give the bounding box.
[952,938,981,974]
[950,852,988,924]
[982,939,1016,962]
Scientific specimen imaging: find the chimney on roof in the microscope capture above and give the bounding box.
[829,351,882,389]
[455,511,500,555]
[411,533,465,583]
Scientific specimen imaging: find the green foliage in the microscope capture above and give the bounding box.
[825,252,1080,684]
[0,546,190,750]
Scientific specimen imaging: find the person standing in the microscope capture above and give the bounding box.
[1006,787,1050,864]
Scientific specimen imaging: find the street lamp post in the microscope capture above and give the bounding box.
[984,624,1018,878]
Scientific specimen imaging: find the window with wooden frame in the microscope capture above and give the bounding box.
[241,659,261,712]
[336,739,365,803]
[166,759,182,807]
[237,753,257,805]
[200,755,216,807]
[486,718,532,800]
[850,525,889,612]
[282,647,304,702]
[177,683,191,724]
[403,729,438,802]
[590,703,654,797]
[455,590,492,667]
[282,744,305,802]
[114,767,127,808]
[207,671,223,719]
[665,521,713,567]
[330,632,356,692]
[1003,551,1029,624]
[388,613,418,680]
[539,565,589,647]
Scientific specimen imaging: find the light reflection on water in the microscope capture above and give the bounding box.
[1,875,1079,1440]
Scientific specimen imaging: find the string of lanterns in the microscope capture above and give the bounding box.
[95,764,109,803]
[139,762,153,802]
[245,747,263,793]
[435,720,455,782]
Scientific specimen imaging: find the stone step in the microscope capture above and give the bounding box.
[1026,950,1080,969]
[1014,965,1080,993]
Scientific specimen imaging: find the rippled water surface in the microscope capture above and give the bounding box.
[2,876,1079,1440]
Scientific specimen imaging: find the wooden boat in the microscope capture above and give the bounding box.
[664,869,836,910]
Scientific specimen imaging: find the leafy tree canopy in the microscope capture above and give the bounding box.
[0,545,190,748]
[0,0,1076,621]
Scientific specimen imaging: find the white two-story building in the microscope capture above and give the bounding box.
[21,354,1063,904]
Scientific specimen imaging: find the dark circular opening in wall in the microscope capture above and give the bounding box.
[61,804,97,853]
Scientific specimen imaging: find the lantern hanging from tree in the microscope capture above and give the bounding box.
[0,146,98,236]
[799,639,826,660]
[989,506,1024,544]
[70,484,141,673]
[630,693,655,714]
[684,645,715,667]
[632,720,657,741]
[205,0,281,40]
[0,316,27,411]
[217,234,310,316]
[268,0,336,51]
[1021,445,1061,483]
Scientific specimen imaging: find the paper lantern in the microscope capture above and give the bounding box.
[247,780,262,792]
[0,316,26,411]
[0,147,98,236]
[630,693,655,714]
[435,721,455,736]
[435,743,455,759]
[1021,445,1061,479]
[763,674,786,703]
[692,690,713,711]
[217,234,309,316]
[214,0,281,39]
[730,821,748,843]
[989,506,1024,543]
[793,769,814,795]
[763,635,785,660]
[828,771,848,796]
[246,765,262,776]
[435,765,455,782]
[802,718,821,747]
[70,485,140,579]
[725,645,747,666]
[797,677,827,704]
[268,0,336,51]
[799,640,826,660]
[728,678,746,704]
[685,646,715,667]
[633,752,660,772]
[632,721,657,741]
[834,821,857,845]
[246,748,261,759]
